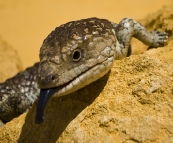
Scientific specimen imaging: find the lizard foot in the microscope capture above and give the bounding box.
[151,31,168,47]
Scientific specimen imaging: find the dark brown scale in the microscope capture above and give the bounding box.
[42,18,114,47]
[0,93,3,101]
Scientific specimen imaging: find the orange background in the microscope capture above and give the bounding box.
[0,0,172,68]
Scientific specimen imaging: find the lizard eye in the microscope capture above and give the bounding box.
[71,49,82,61]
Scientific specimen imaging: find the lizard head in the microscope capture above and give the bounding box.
[35,18,117,124]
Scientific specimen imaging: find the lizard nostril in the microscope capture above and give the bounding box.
[45,74,58,83]
[51,75,55,81]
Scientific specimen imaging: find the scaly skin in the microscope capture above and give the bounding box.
[0,63,39,123]
[0,17,168,124]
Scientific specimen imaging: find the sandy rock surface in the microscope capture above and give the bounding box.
[0,37,22,83]
[0,5,173,143]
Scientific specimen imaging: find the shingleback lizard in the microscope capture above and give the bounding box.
[0,18,168,124]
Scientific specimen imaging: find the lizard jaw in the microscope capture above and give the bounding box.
[35,56,114,124]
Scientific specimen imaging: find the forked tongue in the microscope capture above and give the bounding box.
[35,88,57,124]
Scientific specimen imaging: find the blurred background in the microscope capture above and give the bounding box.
[0,0,172,68]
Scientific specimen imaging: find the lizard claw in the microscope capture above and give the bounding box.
[151,31,168,47]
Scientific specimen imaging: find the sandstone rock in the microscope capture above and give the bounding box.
[0,5,173,143]
[0,37,23,83]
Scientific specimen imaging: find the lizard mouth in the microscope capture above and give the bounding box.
[35,56,114,124]
[35,63,98,124]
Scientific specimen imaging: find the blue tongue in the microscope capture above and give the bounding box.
[35,88,57,124]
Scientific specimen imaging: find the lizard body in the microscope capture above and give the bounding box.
[0,17,168,124]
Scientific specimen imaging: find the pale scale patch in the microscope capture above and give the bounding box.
[111,29,115,35]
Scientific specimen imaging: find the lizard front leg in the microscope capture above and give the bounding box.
[115,18,168,56]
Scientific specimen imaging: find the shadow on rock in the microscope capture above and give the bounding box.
[18,72,110,143]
